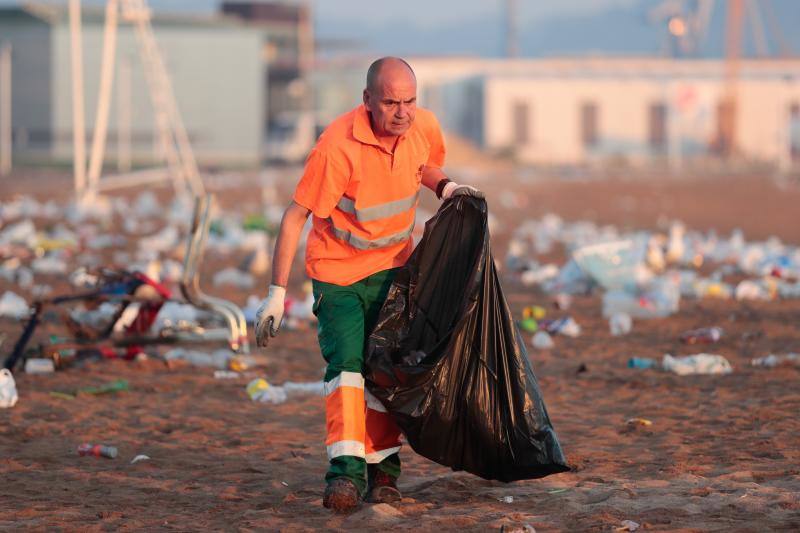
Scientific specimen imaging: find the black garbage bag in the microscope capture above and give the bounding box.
[365,196,569,482]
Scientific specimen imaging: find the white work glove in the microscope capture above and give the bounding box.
[441,181,485,200]
[255,284,286,347]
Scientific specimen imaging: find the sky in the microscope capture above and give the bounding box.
[0,0,638,28]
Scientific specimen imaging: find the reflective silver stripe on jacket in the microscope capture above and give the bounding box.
[336,191,419,223]
[328,219,415,250]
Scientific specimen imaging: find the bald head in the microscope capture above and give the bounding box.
[366,57,416,93]
[362,57,418,140]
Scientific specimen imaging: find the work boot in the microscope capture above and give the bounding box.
[322,478,360,513]
[365,466,401,504]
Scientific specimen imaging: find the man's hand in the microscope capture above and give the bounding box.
[255,285,287,347]
[442,181,485,200]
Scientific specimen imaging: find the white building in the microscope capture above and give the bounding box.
[313,56,800,168]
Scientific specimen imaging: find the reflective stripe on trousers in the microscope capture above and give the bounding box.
[325,370,401,463]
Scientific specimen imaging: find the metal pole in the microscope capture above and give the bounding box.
[87,0,119,195]
[117,55,131,172]
[0,43,11,176]
[69,0,87,198]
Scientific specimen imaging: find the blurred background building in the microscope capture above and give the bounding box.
[0,2,266,167]
[0,0,798,172]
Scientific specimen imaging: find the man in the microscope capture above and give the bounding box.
[255,57,483,513]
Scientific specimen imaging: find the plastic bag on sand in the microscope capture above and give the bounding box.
[662,354,732,376]
[532,330,554,349]
[0,369,18,408]
[572,239,645,291]
[366,197,569,482]
[0,291,29,319]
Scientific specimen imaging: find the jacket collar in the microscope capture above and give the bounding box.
[353,104,381,147]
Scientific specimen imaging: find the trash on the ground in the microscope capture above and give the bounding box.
[24,358,55,374]
[76,379,129,396]
[246,378,287,404]
[77,443,118,459]
[31,255,69,275]
[523,305,546,320]
[49,391,75,400]
[499,496,514,503]
[615,520,640,532]
[131,454,150,464]
[540,316,581,337]
[242,295,261,324]
[572,239,647,291]
[213,370,241,379]
[751,353,800,367]
[282,380,325,396]
[212,267,255,289]
[0,291,29,319]
[247,378,325,403]
[625,418,652,427]
[680,326,723,344]
[609,312,632,336]
[164,348,233,369]
[138,225,180,255]
[239,248,270,275]
[553,293,572,310]
[519,317,538,333]
[735,279,774,301]
[662,353,733,375]
[520,264,560,287]
[602,279,680,319]
[0,368,18,408]
[531,331,555,349]
[627,357,659,369]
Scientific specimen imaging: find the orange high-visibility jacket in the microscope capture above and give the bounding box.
[293,104,446,286]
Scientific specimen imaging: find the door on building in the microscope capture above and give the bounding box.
[512,100,530,148]
[790,102,800,163]
[580,102,599,151]
[649,102,667,154]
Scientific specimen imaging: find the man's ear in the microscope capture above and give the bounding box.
[363,89,370,107]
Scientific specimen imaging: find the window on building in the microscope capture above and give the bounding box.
[790,102,800,162]
[580,102,598,148]
[649,102,667,151]
[714,99,736,155]
[512,101,530,146]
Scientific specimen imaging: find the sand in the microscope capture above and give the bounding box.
[1,168,799,531]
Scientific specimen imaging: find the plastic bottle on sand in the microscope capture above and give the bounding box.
[78,443,118,458]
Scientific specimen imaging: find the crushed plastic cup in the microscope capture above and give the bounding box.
[609,312,632,336]
[0,368,19,408]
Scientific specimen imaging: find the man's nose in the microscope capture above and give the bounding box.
[395,103,409,117]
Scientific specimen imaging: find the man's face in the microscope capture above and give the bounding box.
[363,67,417,138]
